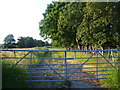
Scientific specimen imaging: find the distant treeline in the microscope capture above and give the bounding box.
[3,34,51,48]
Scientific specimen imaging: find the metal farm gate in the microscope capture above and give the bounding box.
[1,49,120,87]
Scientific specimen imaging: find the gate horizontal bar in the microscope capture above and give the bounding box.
[26,79,65,82]
[26,77,109,82]
[67,70,111,74]
[27,66,119,70]
[27,76,59,78]
[26,72,55,74]
[75,56,120,59]
[70,74,111,78]
[2,56,120,59]
[68,77,109,81]
[13,62,120,66]
[26,70,110,75]
[27,74,110,79]
[1,49,120,52]
[1,57,74,60]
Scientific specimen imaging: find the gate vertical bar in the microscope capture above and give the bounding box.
[13,51,16,63]
[74,51,76,59]
[64,51,67,80]
[52,52,54,62]
[29,51,32,81]
[96,51,99,82]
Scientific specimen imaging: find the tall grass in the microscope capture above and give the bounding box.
[101,69,119,88]
[100,52,120,88]
[2,61,29,88]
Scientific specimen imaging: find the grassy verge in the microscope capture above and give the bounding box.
[100,69,119,88]
[100,52,120,88]
[2,61,29,88]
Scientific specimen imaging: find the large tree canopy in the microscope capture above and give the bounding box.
[77,2,120,49]
[39,2,120,49]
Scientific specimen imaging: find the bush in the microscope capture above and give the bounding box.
[2,61,29,88]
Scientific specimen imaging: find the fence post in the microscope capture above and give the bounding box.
[64,51,67,80]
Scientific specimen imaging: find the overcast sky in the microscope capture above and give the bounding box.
[0,0,53,44]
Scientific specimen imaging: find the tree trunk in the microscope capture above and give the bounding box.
[77,44,81,50]
[100,46,104,56]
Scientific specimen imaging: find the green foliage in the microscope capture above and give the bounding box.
[77,2,120,49]
[17,36,50,48]
[4,34,16,48]
[39,2,120,49]
[3,34,51,48]
[2,61,29,88]
[39,2,69,47]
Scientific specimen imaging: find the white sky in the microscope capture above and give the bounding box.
[0,0,119,44]
[0,0,53,44]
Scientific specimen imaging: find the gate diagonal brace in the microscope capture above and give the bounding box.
[15,51,31,66]
[32,52,64,79]
[68,51,98,78]
[98,52,119,72]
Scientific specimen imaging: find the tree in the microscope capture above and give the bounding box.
[33,39,45,47]
[17,36,35,48]
[39,2,69,47]
[17,37,26,48]
[57,2,85,49]
[39,2,120,50]
[4,34,16,48]
[16,36,50,48]
[76,2,120,49]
